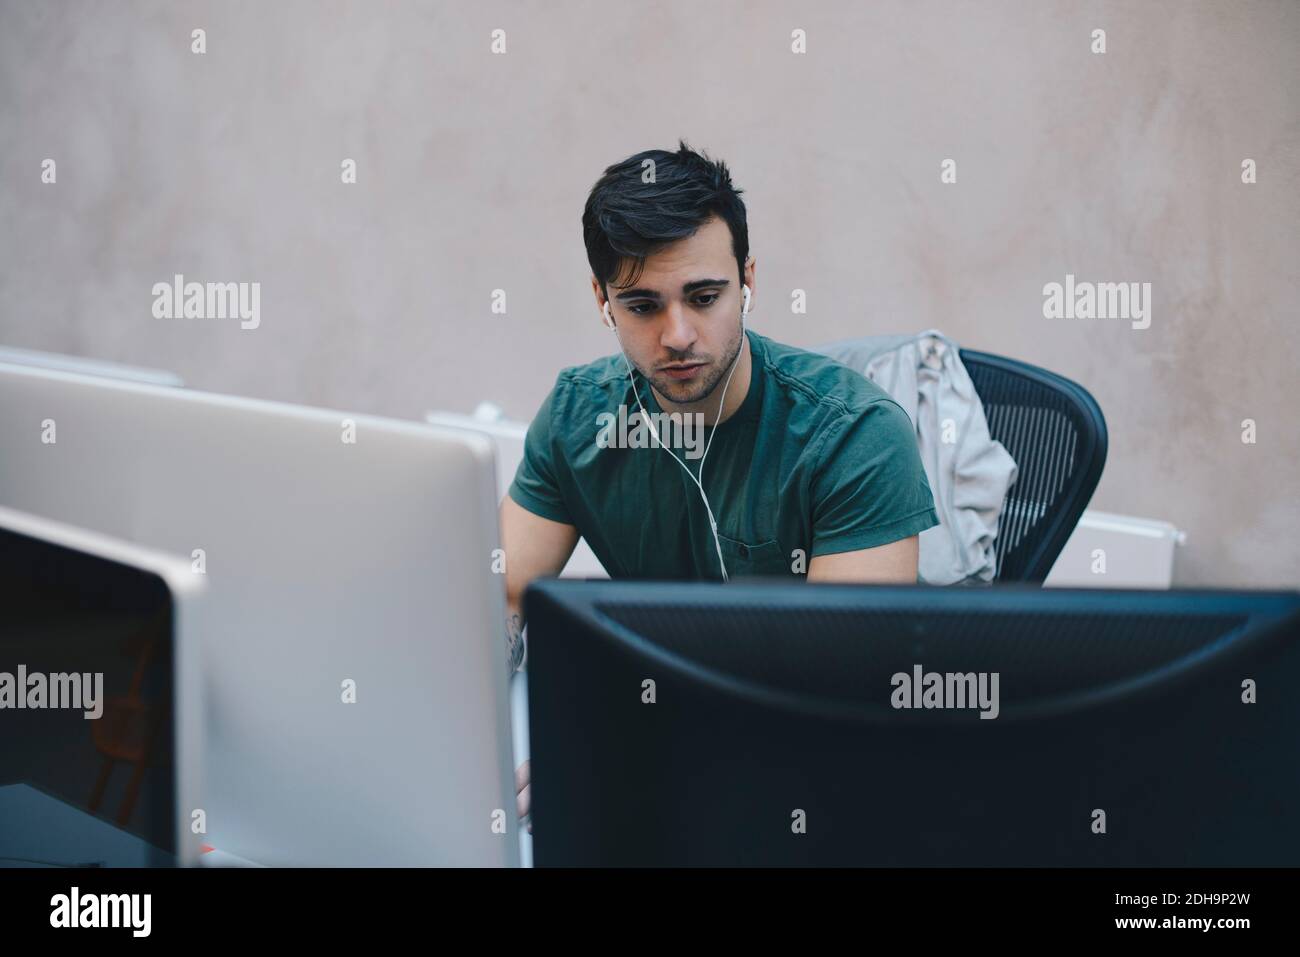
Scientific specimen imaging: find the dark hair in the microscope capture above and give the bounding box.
[582,140,749,299]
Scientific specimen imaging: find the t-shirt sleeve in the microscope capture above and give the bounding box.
[506,383,574,525]
[808,400,940,556]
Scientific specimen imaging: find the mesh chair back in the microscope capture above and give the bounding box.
[959,349,1107,581]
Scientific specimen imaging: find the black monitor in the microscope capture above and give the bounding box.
[0,510,198,868]
[525,580,1300,866]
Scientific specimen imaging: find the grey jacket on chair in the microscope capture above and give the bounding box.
[811,330,1018,585]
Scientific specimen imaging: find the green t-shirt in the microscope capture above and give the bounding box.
[508,329,939,580]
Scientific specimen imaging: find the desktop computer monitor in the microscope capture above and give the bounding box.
[524,579,1300,866]
[0,505,205,867]
[0,362,518,866]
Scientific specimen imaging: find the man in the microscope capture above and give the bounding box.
[505,142,940,829]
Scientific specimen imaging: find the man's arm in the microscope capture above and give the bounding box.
[500,495,578,832]
[806,534,919,584]
[500,494,580,668]
[804,399,937,585]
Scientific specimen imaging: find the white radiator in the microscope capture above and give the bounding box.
[1043,510,1184,589]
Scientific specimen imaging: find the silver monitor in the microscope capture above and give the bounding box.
[0,363,518,866]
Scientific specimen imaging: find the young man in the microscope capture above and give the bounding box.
[504,142,940,828]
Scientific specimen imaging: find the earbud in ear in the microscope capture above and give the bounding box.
[603,301,616,330]
[742,285,751,318]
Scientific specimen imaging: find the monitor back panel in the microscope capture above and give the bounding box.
[527,580,1300,866]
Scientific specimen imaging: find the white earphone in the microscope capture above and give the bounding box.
[603,284,751,581]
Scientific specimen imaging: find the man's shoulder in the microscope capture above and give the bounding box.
[556,350,627,387]
[522,351,636,446]
[754,331,902,421]
[540,351,629,413]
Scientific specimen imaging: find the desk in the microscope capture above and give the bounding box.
[0,783,160,867]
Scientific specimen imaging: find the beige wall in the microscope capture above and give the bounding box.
[1,0,1296,586]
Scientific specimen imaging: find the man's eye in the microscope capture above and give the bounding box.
[627,296,716,314]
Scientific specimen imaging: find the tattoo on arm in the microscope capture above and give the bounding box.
[506,612,526,672]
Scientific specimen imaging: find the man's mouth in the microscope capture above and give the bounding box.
[661,362,705,380]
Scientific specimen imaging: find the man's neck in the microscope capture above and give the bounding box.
[650,331,753,425]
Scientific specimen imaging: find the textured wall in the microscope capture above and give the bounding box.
[1,0,1296,586]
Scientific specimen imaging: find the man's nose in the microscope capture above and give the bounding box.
[660,302,697,354]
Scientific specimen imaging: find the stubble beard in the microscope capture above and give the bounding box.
[647,324,746,408]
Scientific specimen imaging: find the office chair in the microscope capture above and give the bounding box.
[810,336,1107,583]
[957,349,1106,582]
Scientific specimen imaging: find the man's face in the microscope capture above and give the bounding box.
[597,216,753,406]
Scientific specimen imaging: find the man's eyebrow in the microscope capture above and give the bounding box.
[614,278,731,301]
